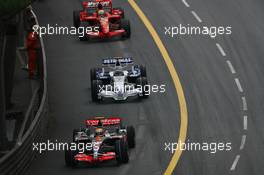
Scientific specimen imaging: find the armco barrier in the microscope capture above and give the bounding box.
[0,8,48,175]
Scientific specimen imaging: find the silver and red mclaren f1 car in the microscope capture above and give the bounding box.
[65,117,135,167]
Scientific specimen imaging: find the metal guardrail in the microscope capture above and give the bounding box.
[0,8,48,175]
[17,86,40,142]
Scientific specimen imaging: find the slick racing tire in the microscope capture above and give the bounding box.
[90,68,103,82]
[65,148,78,167]
[120,19,131,39]
[91,80,103,102]
[79,35,87,41]
[73,10,80,28]
[139,65,147,77]
[90,68,97,82]
[136,77,149,98]
[72,129,79,142]
[115,139,129,164]
[113,7,125,18]
[126,126,136,148]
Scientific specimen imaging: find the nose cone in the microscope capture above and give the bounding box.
[100,19,109,34]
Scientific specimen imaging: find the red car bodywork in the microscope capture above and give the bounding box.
[75,152,116,163]
[74,0,128,39]
[82,13,126,39]
[86,117,121,126]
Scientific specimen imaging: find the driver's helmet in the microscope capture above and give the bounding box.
[114,71,124,76]
[95,127,104,136]
[98,9,105,17]
[98,3,103,10]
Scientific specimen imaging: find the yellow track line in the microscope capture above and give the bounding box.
[127,0,188,174]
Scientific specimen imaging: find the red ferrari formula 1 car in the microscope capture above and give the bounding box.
[73,0,130,40]
[65,117,135,167]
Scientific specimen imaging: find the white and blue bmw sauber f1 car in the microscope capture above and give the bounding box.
[90,57,149,101]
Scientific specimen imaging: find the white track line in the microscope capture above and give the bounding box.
[216,43,226,57]
[235,78,243,93]
[196,8,249,172]
[182,0,190,7]
[239,135,246,150]
[191,11,202,23]
[242,96,248,111]
[230,155,240,171]
[226,60,236,74]
[243,115,248,130]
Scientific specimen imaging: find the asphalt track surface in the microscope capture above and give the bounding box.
[28,0,264,175]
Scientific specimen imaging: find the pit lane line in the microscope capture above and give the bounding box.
[180,0,249,172]
[127,0,188,175]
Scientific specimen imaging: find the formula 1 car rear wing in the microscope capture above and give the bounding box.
[82,0,112,10]
[102,57,133,68]
[86,117,121,126]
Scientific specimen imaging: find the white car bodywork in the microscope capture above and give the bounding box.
[98,70,143,100]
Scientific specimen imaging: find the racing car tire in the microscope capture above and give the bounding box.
[113,7,125,18]
[72,129,79,142]
[79,35,87,41]
[139,65,147,77]
[65,149,78,167]
[115,139,129,164]
[91,80,103,102]
[90,68,102,81]
[126,126,136,148]
[120,19,131,39]
[90,68,97,82]
[73,10,80,28]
